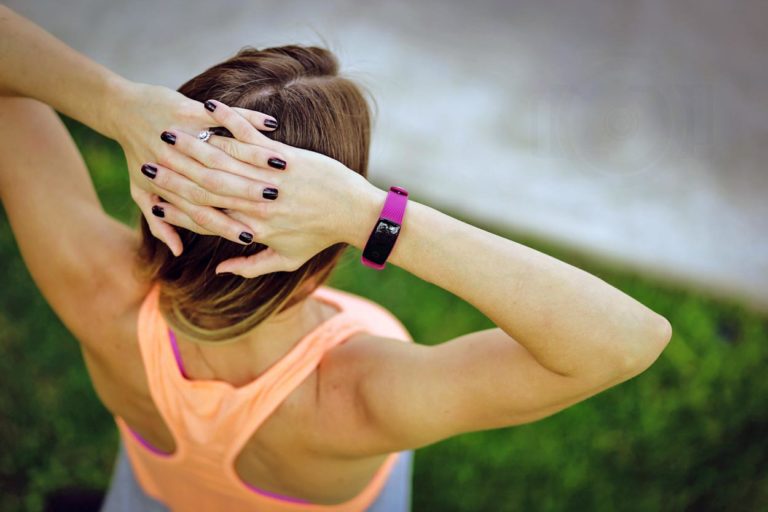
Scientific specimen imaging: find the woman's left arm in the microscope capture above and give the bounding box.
[0,5,279,254]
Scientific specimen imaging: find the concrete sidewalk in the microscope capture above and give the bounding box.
[10,0,768,308]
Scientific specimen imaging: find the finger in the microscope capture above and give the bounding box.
[232,106,279,131]
[165,128,286,181]
[146,212,184,257]
[216,247,291,278]
[207,135,288,171]
[203,99,274,146]
[142,161,269,211]
[222,209,260,225]
[131,184,183,256]
[180,97,219,126]
[153,187,260,246]
[149,201,216,236]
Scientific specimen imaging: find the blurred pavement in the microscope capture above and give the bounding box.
[10,0,768,308]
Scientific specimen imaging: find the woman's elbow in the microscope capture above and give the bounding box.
[619,313,673,377]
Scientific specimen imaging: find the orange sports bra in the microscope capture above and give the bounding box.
[113,283,413,511]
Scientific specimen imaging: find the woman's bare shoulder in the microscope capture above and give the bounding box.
[303,331,426,458]
[319,286,413,343]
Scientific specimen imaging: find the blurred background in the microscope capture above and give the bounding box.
[1,1,767,511]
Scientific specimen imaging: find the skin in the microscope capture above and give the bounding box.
[0,5,281,256]
[154,104,673,455]
[0,5,673,504]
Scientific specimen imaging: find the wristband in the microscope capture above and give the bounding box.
[361,186,409,269]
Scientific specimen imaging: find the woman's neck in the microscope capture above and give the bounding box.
[172,294,339,387]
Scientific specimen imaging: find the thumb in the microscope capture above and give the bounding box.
[215,247,287,278]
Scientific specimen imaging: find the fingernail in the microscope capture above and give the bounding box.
[264,118,278,129]
[268,158,286,170]
[239,232,253,244]
[263,187,278,200]
[141,164,157,179]
[161,131,176,145]
[151,205,165,218]
[209,126,233,138]
[204,100,217,112]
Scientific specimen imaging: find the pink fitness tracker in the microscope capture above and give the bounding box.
[361,186,409,269]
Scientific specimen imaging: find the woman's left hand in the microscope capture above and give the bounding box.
[0,7,281,255]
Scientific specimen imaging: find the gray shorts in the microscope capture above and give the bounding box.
[100,439,414,512]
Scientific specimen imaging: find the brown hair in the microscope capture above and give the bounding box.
[138,46,371,342]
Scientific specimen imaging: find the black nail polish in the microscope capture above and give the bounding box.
[161,131,176,145]
[141,164,157,179]
[268,158,286,170]
[264,118,278,129]
[204,100,217,112]
[239,232,253,244]
[151,205,165,218]
[263,187,278,200]
[209,126,233,138]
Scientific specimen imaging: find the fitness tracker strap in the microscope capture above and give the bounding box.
[361,186,409,269]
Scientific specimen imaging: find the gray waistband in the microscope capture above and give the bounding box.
[100,438,414,512]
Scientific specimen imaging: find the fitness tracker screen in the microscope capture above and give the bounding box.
[363,219,401,265]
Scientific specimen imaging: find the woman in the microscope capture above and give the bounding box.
[0,6,672,512]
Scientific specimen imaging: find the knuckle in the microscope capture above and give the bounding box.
[180,99,208,124]
[223,197,251,211]
[246,145,266,165]
[264,199,282,217]
[242,200,269,217]
[218,108,235,125]
[246,181,264,201]
[227,141,246,162]
[156,145,176,167]
[153,171,171,189]
[214,197,239,211]
[212,134,232,149]
[261,138,283,153]
[207,150,229,169]
[200,172,224,193]
[213,139,233,159]
[209,136,229,153]
[189,207,213,227]
[258,202,274,218]
[189,186,211,205]
[177,100,196,120]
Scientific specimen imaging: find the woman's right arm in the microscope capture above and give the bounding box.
[150,103,673,456]
[344,191,671,447]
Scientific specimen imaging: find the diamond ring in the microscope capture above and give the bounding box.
[197,130,212,143]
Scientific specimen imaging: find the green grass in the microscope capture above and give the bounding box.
[1,119,767,511]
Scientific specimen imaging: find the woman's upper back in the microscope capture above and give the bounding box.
[86,283,414,511]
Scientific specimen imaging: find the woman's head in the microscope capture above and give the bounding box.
[138,45,371,342]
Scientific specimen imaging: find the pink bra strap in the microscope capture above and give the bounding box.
[168,328,189,379]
